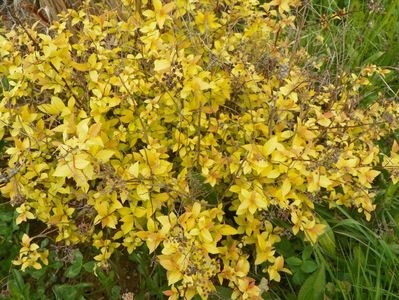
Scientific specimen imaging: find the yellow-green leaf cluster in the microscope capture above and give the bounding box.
[0,0,398,298]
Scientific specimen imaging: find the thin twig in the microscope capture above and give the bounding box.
[196,101,202,169]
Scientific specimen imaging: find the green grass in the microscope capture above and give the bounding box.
[264,1,399,299]
[316,205,399,300]
[299,0,399,102]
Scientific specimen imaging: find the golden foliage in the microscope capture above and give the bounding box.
[0,0,398,298]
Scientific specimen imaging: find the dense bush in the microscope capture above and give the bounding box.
[0,0,398,298]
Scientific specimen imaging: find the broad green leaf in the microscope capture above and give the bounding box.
[286,256,302,267]
[212,286,233,299]
[298,264,325,300]
[53,283,91,300]
[65,250,83,278]
[300,260,318,273]
[292,271,306,286]
[83,261,95,273]
[302,246,313,260]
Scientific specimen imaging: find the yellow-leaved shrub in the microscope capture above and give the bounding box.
[0,0,398,298]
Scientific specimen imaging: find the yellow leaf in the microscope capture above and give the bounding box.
[96,149,115,163]
[392,141,399,153]
[319,175,332,188]
[128,162,140,178]
[204,242,219,254]
[362,152,375,165]
[268,0,295,14]
[235,257,250,276]
[135,207,147,217]
[94,200,108,218]
[110,201,123,214]
[305,223,327,244]
[158,255,175,271]
[88,53,97,67]
[191,77,211,92]
[74,155,90,169]
[146,233,163,253]
[154,59,170,73]
[255,248,275,265]
[121,214,133,234]
[263,136,279,156]
[83,163,95,180]
[71,61,89,72]
[192,202,201,216]
[266,168,281,179]
[89,70,99,82]
[281,178,291,197]
[200,228,213,242]
[53,163,73,177]
[38,97,66,115]
[136,184,150,201]
[237,189,268,215]
[77,118,90,141]
[94,200,118,229]
[167,270,182,285]
[16,211,35,225]
[107,97,120,107]
[218,224,237,235]
[152,0,175,29]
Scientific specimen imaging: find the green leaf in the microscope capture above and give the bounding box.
[318,222,336,257]
[83,261,95,273]
[298,264,326,300]
[0,139,7,155]
[300,260,318,273]
[360,91,378,107]
[275,238,297,257]
[40,238,49,248]
[97,270,117,295]
[53,283,91,300]
[0,224,11,236]
[286,257,302,267]
[51,260,64,270]
[211,286,233,299]
[135,292,145,300]
[8,280,25,300]
[362,51,384,65]
[110,286,121,300]
[12,270,25,293]
[29,267,47,280]
[292,271,306,286]
[65,250,83,278]
[0,207,13,223]
[302,246,313,260]
[9,270,29,300]
[1,76,10,92]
